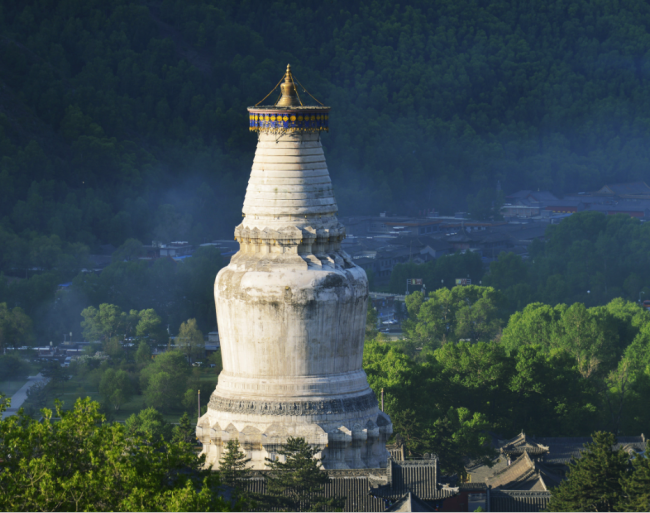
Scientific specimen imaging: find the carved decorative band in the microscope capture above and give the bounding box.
[208,390,378,416]
[234,224,345,246]
[248,108,330,133]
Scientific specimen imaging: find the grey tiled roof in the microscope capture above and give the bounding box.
[386,491,434,512]
[486,452,539,490]
[371,459,453,501]
[533,435,646,464]
[597,182,650,195]
[245,475,387,512]
[490,490,551,512]
[242,458,451,512]
[388,460,446,500]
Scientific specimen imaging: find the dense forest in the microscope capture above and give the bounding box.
[3,0,650,338]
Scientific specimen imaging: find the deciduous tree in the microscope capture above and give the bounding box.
[0,397,230,511]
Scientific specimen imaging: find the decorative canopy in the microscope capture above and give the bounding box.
[248,64,330,133]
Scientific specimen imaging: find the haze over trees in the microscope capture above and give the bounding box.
[392,211,650,311]
[2,0,650,341]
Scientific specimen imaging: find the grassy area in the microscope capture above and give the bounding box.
[0,360,42,398]
[0,379,30,398]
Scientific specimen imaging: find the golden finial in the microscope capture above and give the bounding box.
[276,63,301,107]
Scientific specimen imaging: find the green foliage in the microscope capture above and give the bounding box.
[81,303,129,343]
[112,238,144,263]
[81,303,167,346]
[219,439,251,500]
[40,360,70,385]
[620,451,650,512]
[403,285,505,350]
[363,332,604,474]
[363,338,495,476]
[140,350,191,411]
[0,353,29,381]
[0,397,230,511]
[389,252,484,295]
[172,412,196,445]
[125,406,173,443]
[135,340,152,364]
[501,299,647,378]
[25,381,48,409]
[183,388,198,414]
[557,303,617,378]
[135,309,168,343]
[71,248,224,339]
[366,302,379,339]
[264,436,345,512]
[547,432,629,512]
[99,368,134,410]
[0,302,34,351]
[467,188,504,221]
[499,302,563,353]
[208,350,223,374]
[178,318,205,364]
[486,213,650,309]
[3,0,650,227]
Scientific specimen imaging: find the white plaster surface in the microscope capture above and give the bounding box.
[199,131,392,469]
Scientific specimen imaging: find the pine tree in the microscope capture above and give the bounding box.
[264,437,346,512]
[619,449,650,512]
[172,412,195,444]
[547,432,629,512]
[219,439,252,497]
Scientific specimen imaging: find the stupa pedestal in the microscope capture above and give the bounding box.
[197,66,392,469]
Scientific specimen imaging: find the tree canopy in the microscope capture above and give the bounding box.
[0,397,230,512]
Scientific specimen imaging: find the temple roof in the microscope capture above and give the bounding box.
[497,432,549,455]
[386,491,434,512]
[533,435,646,464]
[486,452,542,490]
[595,181,650,195]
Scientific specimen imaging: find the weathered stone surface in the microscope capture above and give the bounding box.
[199,130,392,469]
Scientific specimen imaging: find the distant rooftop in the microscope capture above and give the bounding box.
[595,181,650,196]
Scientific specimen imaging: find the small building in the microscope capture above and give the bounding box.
[588,202,650,219]
[205,331,220,355]
[543,200,585,214]
[159,241,193,257]
[506,190,559,205]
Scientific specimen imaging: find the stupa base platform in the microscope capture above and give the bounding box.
[197,392,392,470]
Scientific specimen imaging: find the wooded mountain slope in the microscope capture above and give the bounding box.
[2,0,650,248]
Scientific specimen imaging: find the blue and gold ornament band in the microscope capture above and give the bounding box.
[248,108,330,133]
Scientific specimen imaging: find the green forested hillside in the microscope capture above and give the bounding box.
[4,0,650,242]
[3,0,650,338]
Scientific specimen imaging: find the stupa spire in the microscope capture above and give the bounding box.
[276,64,301,107]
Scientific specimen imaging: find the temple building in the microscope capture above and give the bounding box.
[197,65,392,470]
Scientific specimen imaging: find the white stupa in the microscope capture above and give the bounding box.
[197,65,392,469]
